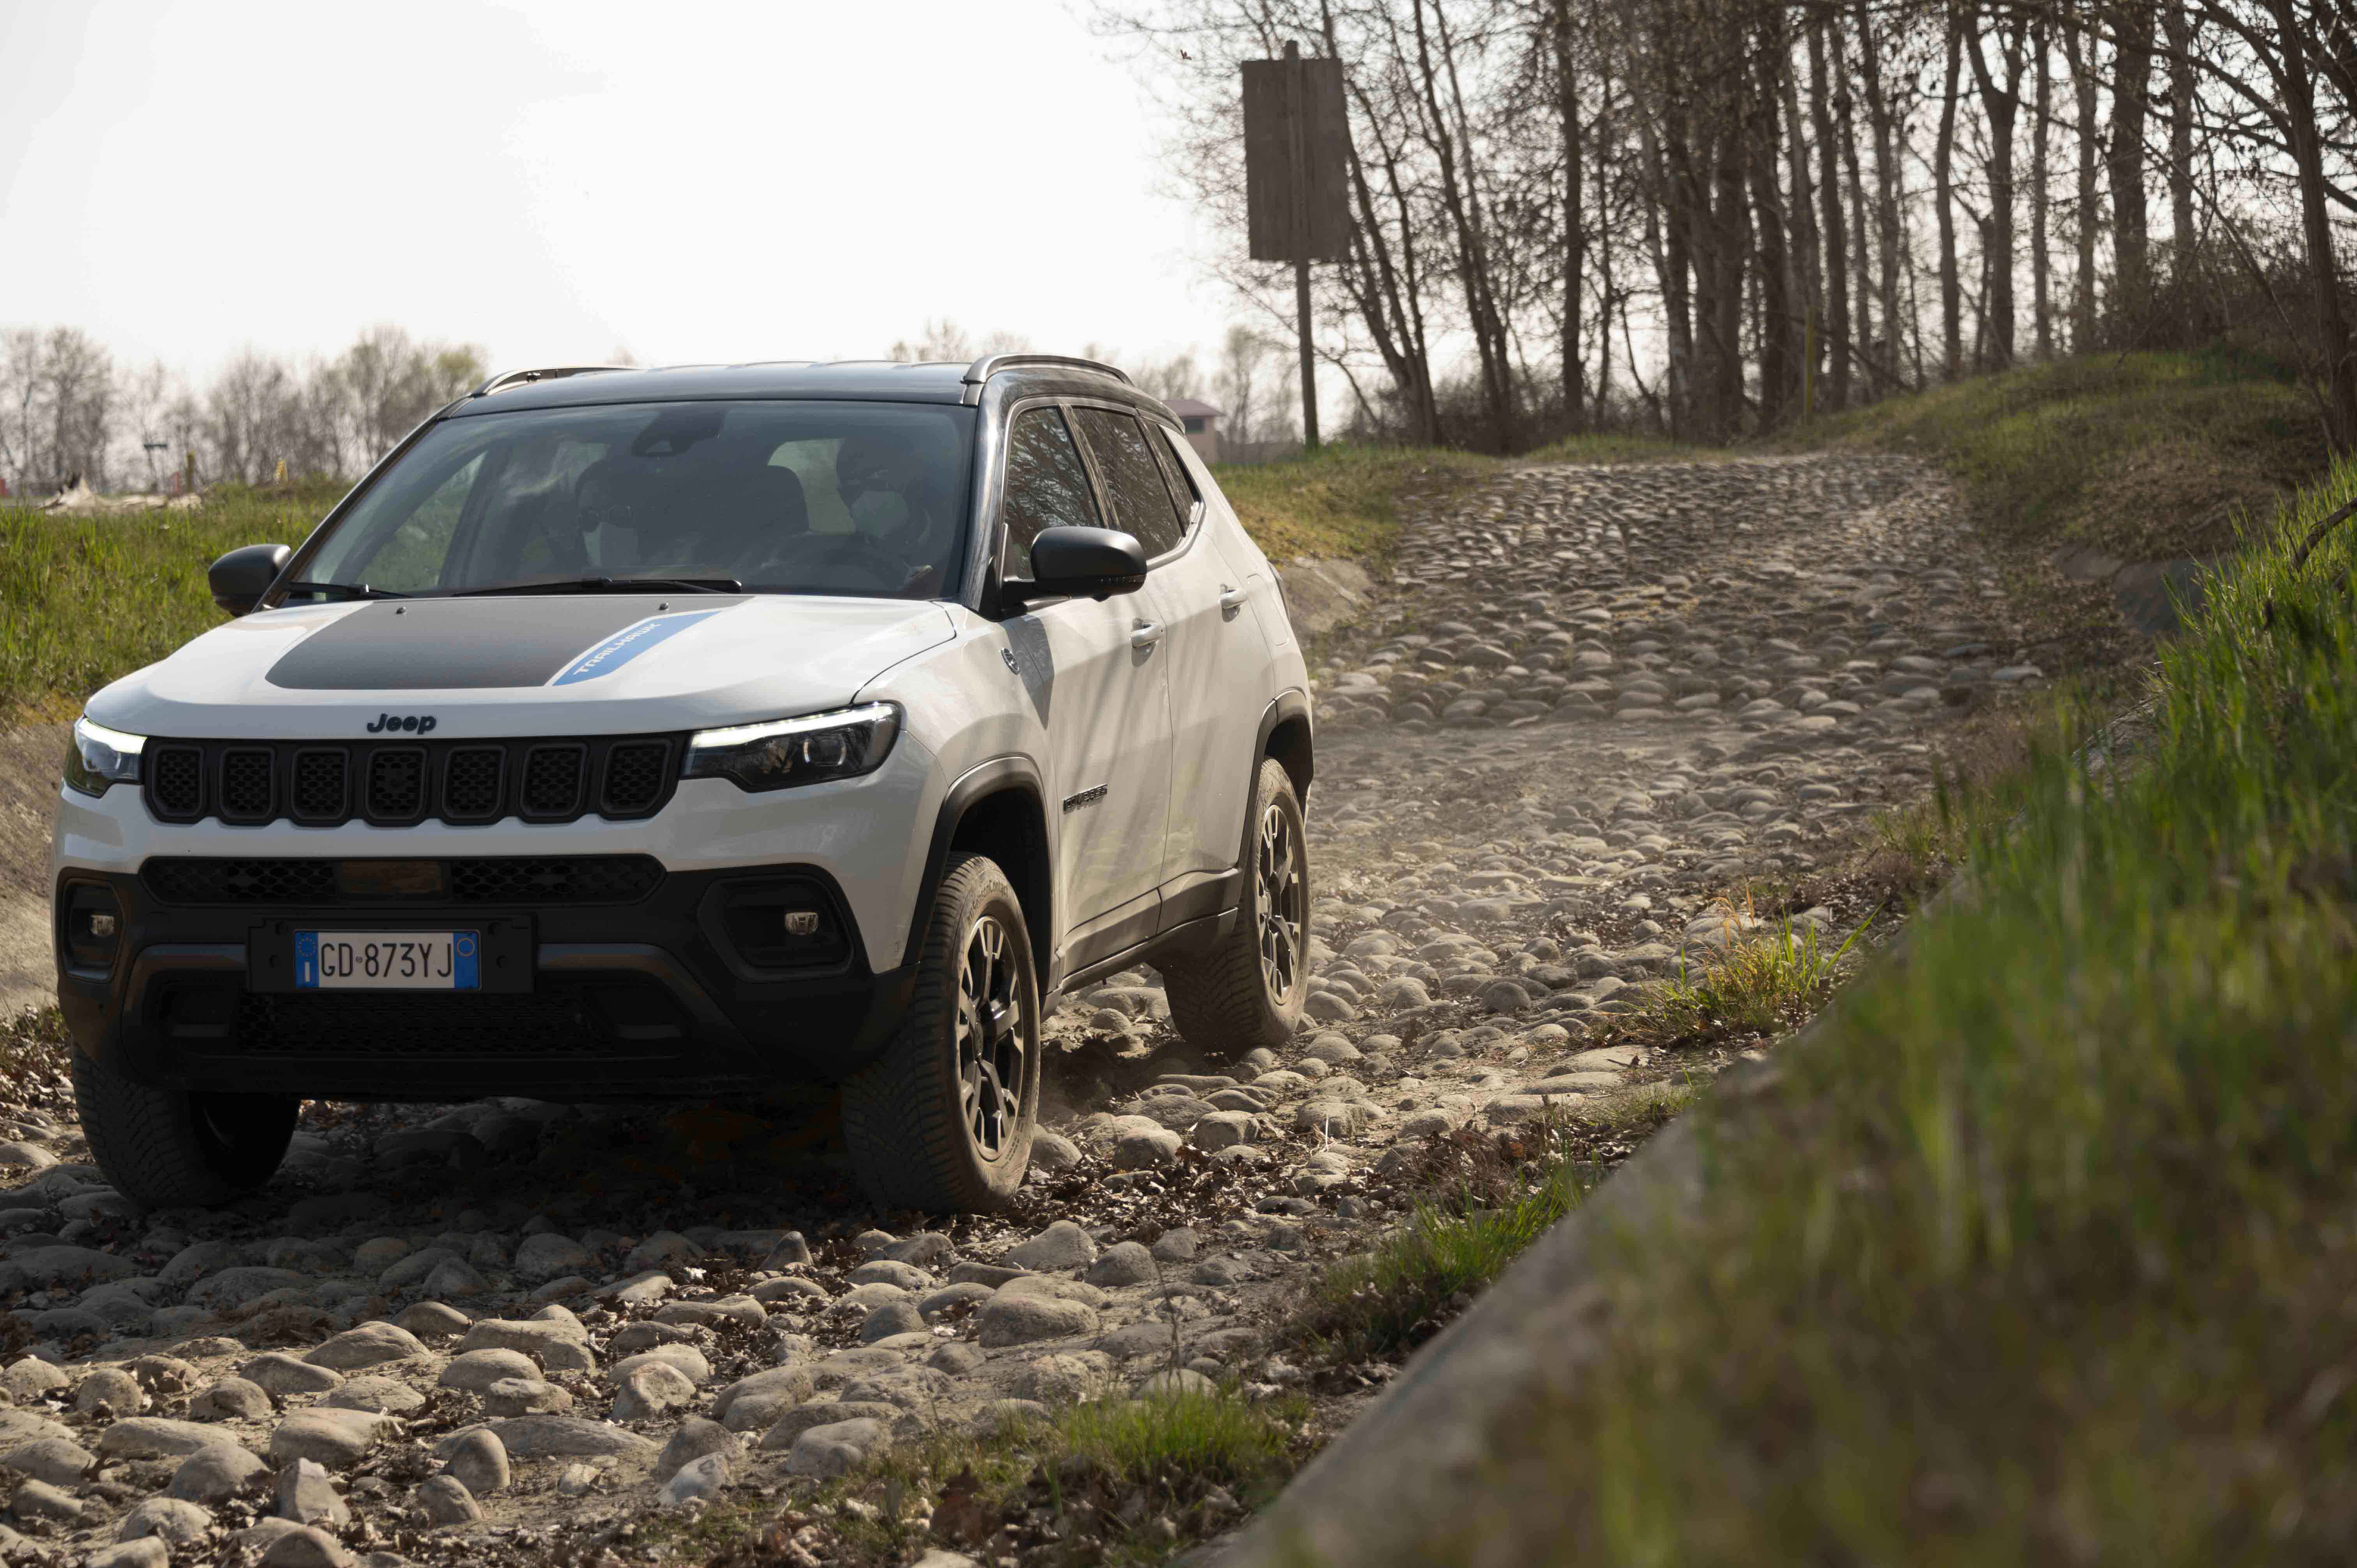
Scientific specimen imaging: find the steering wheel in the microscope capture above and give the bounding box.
[744,531,910,593]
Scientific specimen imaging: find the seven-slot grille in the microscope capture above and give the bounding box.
[141,736,681,828]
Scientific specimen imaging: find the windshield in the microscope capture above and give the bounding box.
[293,399,975,600]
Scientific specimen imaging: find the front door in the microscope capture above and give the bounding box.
[996,405,1172,963]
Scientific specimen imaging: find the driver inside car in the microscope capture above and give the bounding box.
[831,432,955,599]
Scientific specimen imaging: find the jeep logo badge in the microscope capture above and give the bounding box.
[365,713,437,734]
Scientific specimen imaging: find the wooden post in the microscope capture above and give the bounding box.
[1284,41,1321,453]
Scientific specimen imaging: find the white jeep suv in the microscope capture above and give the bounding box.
[51,355,1313,1213]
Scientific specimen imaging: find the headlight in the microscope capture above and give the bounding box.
[682,703,901,793]
[63,717,146,798]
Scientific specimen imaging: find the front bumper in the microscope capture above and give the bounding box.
[55,860,915,1101]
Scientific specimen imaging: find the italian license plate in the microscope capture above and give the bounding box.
[296,931,479,991]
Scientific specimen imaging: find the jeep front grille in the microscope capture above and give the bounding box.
[139,735,683,828]
[142,854,664,906]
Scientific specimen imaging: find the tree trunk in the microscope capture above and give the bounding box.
[1935,16,1963,380]
[1753,13,1798,429]
[1856,0,1903,386]
[2066,12,2101,351]
[2107,0,2156,326]
[2270,0,2357,449]
[2164,0,2196,281]
[1781,27,1823,414]
[2032,18,2054,358]
[1710,109,1751,438]
[1555,0,1586,430]
[1811,14,1851,409]
[1964,18,2023,370]
[1648,104,1698,439]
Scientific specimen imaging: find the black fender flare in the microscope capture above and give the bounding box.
[1238,689,1315,875]
[907,754,1056,986]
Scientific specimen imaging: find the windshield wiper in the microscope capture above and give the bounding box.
[454,575,742,597]
[279,581,408,601]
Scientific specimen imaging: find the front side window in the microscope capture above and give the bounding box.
[998,407,1100,579]
[1072,407,1184,557]
[295,400,976,601]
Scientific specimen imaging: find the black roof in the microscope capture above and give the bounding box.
[445,357,1156,419]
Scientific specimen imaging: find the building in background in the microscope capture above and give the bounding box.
[1167,396,1223,462]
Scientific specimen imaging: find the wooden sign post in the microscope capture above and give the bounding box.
[1242,41,1350,452]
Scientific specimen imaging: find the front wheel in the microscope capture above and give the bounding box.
[1162,757,1311,1059]
[72,1051,297,1208]
[841,852,1041,1212]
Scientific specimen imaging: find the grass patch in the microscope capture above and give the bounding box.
[1378,454,2357,1560]
[1297,1164,1580,1364]
[1786,348,2327,561]
[0,488,338,721]
[638,1391,1316,1568]
[1213,434,1702,568]
[1212,443,1497,567]
[1520,431,1713,466]
[1622,907,1871,1049]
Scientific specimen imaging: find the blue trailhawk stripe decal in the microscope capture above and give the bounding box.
[548,610,723,686]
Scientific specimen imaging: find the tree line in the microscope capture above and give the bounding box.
[1106,0,2357,452]
[0,326,488,497]
[0,313,1321,497]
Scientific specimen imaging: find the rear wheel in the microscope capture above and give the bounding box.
[72,1051,297,1208]
[1163,757,1310,1060]
[841,852,1041,1212]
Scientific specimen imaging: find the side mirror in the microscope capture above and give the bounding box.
[1007,526,1147,609]
[208,543,292,616]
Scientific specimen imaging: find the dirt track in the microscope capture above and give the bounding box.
[0,454,2044,1566]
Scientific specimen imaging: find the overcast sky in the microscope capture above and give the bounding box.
[0,0,1238,381]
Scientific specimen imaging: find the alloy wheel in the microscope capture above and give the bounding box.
[956,914,1026,1160]
[1256,801,1306,1003]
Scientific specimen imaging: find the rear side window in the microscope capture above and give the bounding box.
[1072,407,1185,558]
[1150,426,1201,531]
[998,407,1099,579]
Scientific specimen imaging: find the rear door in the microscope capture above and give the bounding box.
[1141,422,1272,910]
[996,405,1173,953]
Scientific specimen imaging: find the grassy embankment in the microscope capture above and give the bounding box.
[1351,448,2357,1563]
[1790,345,2325,560]
[1210,432,1697,566]
[0,482,345,725]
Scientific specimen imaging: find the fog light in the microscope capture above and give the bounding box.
[61,884,122,974]
[705,878,852,971]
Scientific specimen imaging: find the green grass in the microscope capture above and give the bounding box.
[1212,444,1498,566]
[1376,456,2357,1562]
[0,486,340,720]
[1213,433,1701,569]
[1786,348,2327,561]
[1626,905,1871,1048]
[641,1390,1315,1568]
[1295,1162,1583,1363]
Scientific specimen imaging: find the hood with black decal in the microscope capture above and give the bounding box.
[84,594,955,740]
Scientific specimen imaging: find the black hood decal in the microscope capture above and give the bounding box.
[265,597,746,690]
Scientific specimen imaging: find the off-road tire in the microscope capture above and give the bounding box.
[71,1050,297,1208]
[1163,757,1311,1060]
[841,852,1041,1212]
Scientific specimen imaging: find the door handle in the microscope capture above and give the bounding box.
[1129,620,1164,650]
[1219,585,1247,619]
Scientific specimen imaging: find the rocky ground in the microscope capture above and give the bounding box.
[0,454,2062,1567]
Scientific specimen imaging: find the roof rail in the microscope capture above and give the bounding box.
[472,365,638,398]
[961,353,1132,387]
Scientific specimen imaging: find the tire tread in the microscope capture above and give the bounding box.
[841,853,1035,1212]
